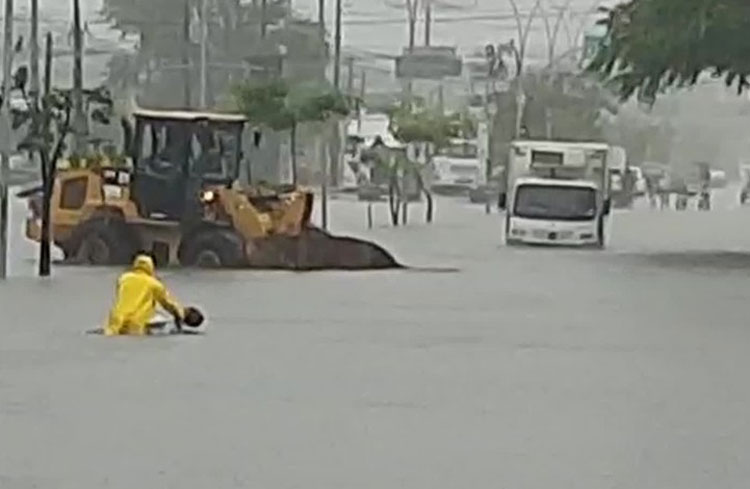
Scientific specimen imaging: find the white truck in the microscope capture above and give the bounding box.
[504,140,612,248]
[430,137,483,195]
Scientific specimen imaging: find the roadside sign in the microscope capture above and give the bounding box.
[395,46,462,80]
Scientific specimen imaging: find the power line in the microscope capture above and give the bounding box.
[95,7,597,28]
[342,9,593,26]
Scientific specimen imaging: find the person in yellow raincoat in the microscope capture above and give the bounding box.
[105,254,185,336]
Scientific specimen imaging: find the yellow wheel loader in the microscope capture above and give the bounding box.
[22,108,400,270]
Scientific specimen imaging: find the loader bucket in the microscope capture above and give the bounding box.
[248,227,402,271]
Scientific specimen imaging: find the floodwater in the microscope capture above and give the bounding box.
[4,2,749,487]
[4,191,750,488]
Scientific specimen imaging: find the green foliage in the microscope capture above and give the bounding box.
[104,0,325,107]
[589,0,750,100]
[522,74,611,141]
[449,111,478,139]
[389,109,465,148]
[232,80,349,130]
[233,79,348,184]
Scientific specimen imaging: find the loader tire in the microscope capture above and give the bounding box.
[69,217,137,266]
[179,229,246,268]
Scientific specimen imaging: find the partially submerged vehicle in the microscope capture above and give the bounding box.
[641,161,670,208]
[607,146,633,208]
[504,140,612,248]
[430,137,482,196]
[22,108,400,270]
[669,162,721,211]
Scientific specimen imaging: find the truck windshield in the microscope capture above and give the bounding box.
[441,143,478,158]
[514,185,597,221]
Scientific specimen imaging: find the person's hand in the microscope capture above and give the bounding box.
[173,314,183,333]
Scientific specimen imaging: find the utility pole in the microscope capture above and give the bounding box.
[407,0,416,50]
[318,0,325,38]
[346,56,354,96]
[199,0,208,108]
[260,0,267,39]
[0,0,13,279]
[322,0,344,229]
[44,32,51,98]
[424,0,432,46]
[38,33,54,277]
[358,68,366,132]
[483,74,493,215]
[437,82,444,113]
[321,127,328,230]
[29,0,39,101]
[332,0,342,89]
[317,0,328,230]
[181,0,192,108]
[72,0,86,155]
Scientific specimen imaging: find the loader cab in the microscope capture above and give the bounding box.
[130,109,246,220]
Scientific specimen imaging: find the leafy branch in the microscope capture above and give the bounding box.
[588,0,750,101]
[233,79,349,184]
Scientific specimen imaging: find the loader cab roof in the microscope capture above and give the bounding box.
[511,140,609,152]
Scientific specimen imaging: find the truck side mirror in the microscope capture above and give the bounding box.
[603,198,612,216]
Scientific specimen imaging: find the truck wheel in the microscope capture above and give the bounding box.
[179,229,246,268]
[596,216,606,249]
[71,218,137,266]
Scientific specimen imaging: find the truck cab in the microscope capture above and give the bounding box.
[430,138,482,195]
[504,140,611,248]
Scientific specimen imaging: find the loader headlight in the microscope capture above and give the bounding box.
[200,190,216,204]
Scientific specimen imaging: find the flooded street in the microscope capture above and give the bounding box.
[4,192,750,488]
[0,1,741,488]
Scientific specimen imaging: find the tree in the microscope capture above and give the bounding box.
[13,34,114,277]
[389,108,455,148]
[104,0,324,108]
[233,80,348,184]
[589,0,750,101]
[385,108,469,225]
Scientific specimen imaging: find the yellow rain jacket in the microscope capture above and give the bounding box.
[105,255,184,336]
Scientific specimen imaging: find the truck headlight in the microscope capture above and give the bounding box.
[200,190,216,204]
[511,228,526,236]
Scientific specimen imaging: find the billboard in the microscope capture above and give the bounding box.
[395,46,462,80]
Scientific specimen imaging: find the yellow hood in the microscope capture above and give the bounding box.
[132,255,155,276]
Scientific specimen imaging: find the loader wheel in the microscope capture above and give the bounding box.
[179,229,246,268]
[70,218,137,266]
